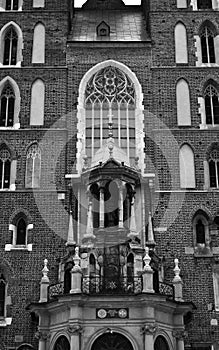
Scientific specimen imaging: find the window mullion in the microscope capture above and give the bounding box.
[210,91,214,125]
[5,97,9,127]
[126,104,130,160]
[118,102,121,147]
[2,161,5,189]
[32,157,35,188]
[91,103,94,159]
[100,102,103,148]
[206,27,210,63]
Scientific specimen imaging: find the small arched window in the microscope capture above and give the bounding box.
[0,83,15,127]
[0,148,11,189]
[30,79,45,125]
[204,84,219,125]
[197,0,212,9]
[179,144,196,188]
[32,23,45,63]
[3,27,18,65]
[196,219,206,244]
[0,274,6,317]
[200,26,215,63]
[127,254,134,283]
[6,0,19,10]
[175,22,188,64]
[208,148,219,187]
[176,79,191,125]
[25,144,41,188]
[16,218,26,245]
[54,336,70,350]
[89,254,96,276]
[193,211,210,251]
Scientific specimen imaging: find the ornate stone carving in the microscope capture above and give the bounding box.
[35,330,50,341]
[172,330,187,340]
[141,323,158,335]
[67,325,83,335]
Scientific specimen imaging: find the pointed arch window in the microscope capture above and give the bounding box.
[175,23,188,64]
[0,274,6,317]
[201,26,215,63]
[16,218,26,245]
[204,85,219,125]
[208,148,219,187]
[25,144,41,188]
[193,211,211,255]
[179,144,196,188]
[85,66,136,163]
[6,0,19,10]
[0,148,11,189]
[0,83,15,127]
[3,27,18,65]
[197,0,212,9]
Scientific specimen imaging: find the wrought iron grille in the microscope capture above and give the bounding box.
[159,281,174,299]
[82,275,143,295]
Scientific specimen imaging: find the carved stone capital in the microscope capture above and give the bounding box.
[141,323,158,335]
[67,325,83,335]
[172,330,187,340]
[35,330,50,341]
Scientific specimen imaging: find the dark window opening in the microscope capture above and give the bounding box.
[16,218,26,245]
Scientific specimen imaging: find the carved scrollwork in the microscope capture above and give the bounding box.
[35,330,51,341]
[172,329,187,340]
[141,323,158,335]
[67,325,83,335]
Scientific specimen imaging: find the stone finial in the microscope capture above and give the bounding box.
[42,259,49,281]
[147,212,155,248]
[142,247,154,293]
[70,247,82,294]
[66,210,76,247]
[39,259,50,303]
[83,155,89,170]
[172,258,183,302]
[173,258,181,282]
[73,247,81,271]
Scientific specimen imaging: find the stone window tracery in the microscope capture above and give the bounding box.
[0,83,15,127]
[0,148,11,189]
[3,27,18,65]
[85,66,136,162]
[25,144,41,188]
[208,148,219,187]
[204,84,219,125]
[200,27,215,63]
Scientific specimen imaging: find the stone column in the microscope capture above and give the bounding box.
[68,325,83,350]
[39,259,50,303]
[118,183,124,229]
[173,330,186,350]
[141,323,157,350]
[36,331,50,350]
[99,187,105,229]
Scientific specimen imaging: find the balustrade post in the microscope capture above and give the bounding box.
[172,258,183,301]
[70,247,82,294]
[39,259,49,303]
[142,247,154,293]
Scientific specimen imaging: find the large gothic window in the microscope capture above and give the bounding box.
[0,148,11,189]
[0,83,15,127]
[25,144,41,188]
[200,27,215,63]
[204,84,219,125]
[85,66,136,163]
[3,27,18,65]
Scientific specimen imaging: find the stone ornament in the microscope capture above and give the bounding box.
[172,330,187,340]
[67,325,83,335]
[35,330,50,341]
[141,323,158,335]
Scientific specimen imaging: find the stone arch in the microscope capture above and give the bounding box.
[50,332,70,350]
[87,328,137,350]
[0,76,21,128]
[17,344,34,350]
[76,59,145,174]
[154,334,172,350]
[0,21,23,66]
